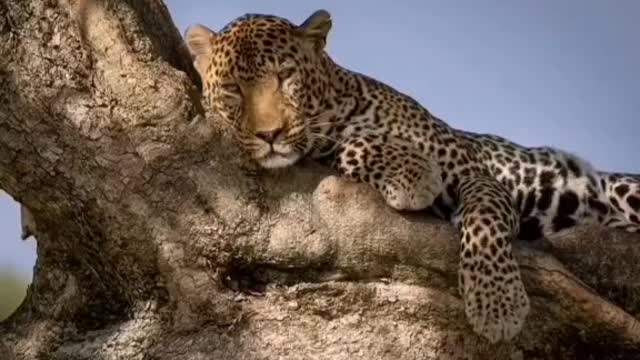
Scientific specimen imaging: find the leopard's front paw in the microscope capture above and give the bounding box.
[460,262,530,343]
[381,163,443,211]
[381,180,436,211]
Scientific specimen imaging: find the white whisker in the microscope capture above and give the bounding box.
[310,132,346,146]
[288,124,307,134]
[308,121,336,128]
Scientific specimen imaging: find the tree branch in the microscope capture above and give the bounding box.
[1,1,639,359]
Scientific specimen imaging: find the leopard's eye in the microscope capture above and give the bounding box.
[220,83,242,96]
[277,67,296,83]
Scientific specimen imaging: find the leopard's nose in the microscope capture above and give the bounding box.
[255,128,284,143]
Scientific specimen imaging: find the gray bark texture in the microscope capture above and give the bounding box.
[1,1,640,359]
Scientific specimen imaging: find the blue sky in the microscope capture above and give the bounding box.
[1,0,638,278]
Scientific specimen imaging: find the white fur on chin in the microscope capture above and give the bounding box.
[258,153,300,168]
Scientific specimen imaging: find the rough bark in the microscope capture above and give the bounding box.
[1,1,640,359]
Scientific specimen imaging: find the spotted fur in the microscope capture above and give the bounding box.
[185,10,640,343]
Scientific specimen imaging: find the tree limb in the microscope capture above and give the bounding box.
[1,1,639,359]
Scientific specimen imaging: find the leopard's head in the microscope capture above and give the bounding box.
[185,10,334,168]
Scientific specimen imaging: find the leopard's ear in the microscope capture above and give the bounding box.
[185,24,217,58]
[298,10,332,50]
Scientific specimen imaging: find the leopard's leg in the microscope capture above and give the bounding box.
[454,175,530,343]
[334,134,443,211]
[600,172,640,233]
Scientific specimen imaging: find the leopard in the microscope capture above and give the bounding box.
[184,9,640,343]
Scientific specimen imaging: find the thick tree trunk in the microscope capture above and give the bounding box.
[1,1,640,359]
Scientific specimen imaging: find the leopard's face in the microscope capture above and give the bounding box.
[185,11,333,168]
